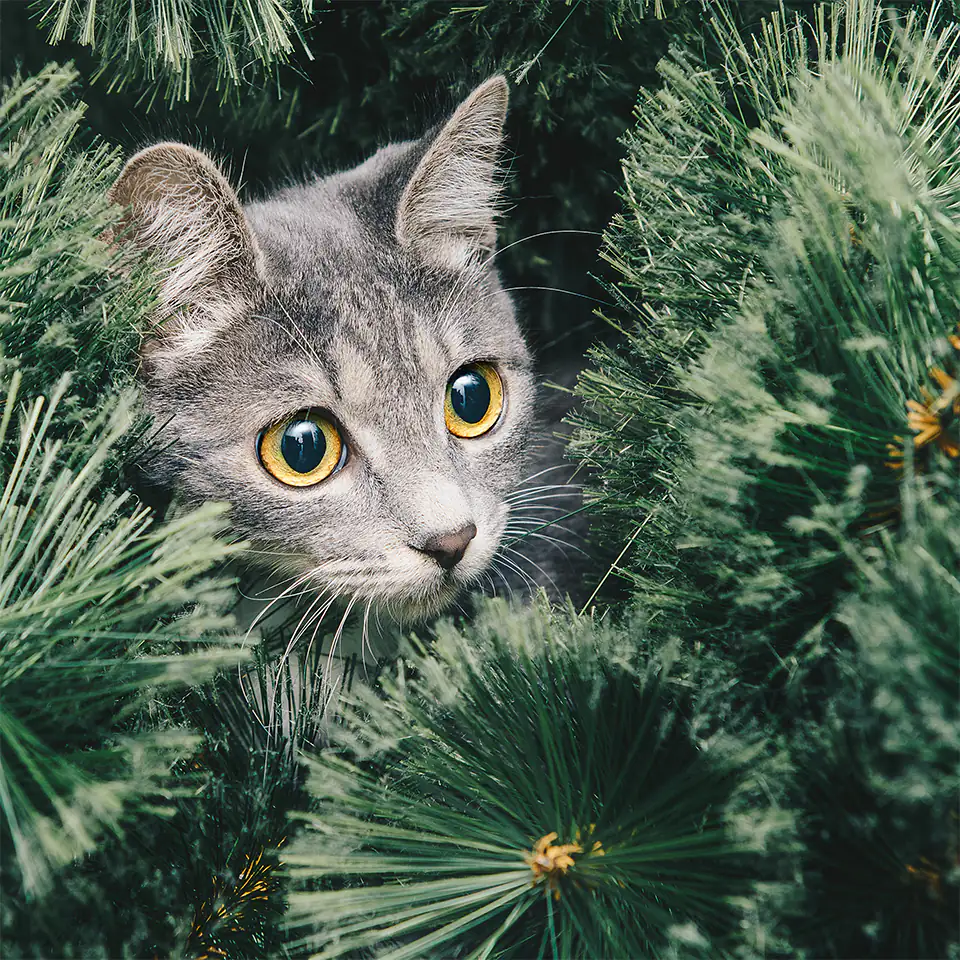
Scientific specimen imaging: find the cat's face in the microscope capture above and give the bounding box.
[111,78,536,620]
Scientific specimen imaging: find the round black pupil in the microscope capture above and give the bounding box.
[280,420,326,474]
[450,369,491,424]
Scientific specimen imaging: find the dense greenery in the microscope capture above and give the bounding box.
[0,0,957,957]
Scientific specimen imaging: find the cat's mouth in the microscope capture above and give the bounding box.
[381,528,500,622]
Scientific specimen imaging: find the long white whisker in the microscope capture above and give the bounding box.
[360,598,374,671]
[486,228,602,267]
[502,545,560,596]
[505,483,581,498]
[494,552,538,595]
[505,530,586,556]
[321,594,359,714]
[267,587,335,729]
[489,560,516,600]
[516,463,576,485]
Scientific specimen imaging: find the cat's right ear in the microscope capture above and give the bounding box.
[108,142,263,363]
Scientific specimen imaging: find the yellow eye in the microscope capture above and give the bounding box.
[444,362,503,438]
[258,410,344,487]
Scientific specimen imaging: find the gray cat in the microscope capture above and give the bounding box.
[110,76,581,640]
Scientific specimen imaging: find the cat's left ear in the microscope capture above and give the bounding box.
[396,75,509,271]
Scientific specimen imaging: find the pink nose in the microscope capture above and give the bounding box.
[412,523,477,570]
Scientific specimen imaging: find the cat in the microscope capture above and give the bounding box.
[109,76,583,653]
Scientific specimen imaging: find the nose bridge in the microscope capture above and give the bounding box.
[352,411,472,538]
[402,471,474,538]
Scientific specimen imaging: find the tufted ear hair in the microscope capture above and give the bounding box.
[108,142,263,360]
[396,75,509,272]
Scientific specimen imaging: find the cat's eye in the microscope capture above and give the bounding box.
[444,362,503,438]
[258,410,344,487]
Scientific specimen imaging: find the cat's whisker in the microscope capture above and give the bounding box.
[297,590,342,649]
[163,451,205,469]
[505,514,582,536]
[502,544,560,596]
[507,482,580,495]
[238,567,324,711]
[458,282,615,317]
[506,515,581,532]
[246,568,319,637]
[507,489,579,501]
[504,493,580,511]
[505,529,586,557]
[360,598,374,672]
[507,505,570,517]
[257,293,325,370]
[493,551,538,595]
[516,463,576,485]
[485,228,602,268]
[300,592,345,706]
[505,495,579,512]
[505,482,582,499]
[489,559,517,600]
[265,586,337,725]
[505,529,583,552]
[320,594,359,712]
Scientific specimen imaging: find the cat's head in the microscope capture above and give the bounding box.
[110,77,536,621]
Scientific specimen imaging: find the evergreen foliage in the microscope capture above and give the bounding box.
[0,64,149,458]
[0,373,241,899]
[571,0,960,955]
[572,1,960,675]
[32,0,314,103]
[285,601,789,959]
[0,67,250,954]
[1,0,958,956]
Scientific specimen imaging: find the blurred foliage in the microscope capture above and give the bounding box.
[0,371,240,901]
[787,479,960,958]
[572,0,960,955]
[572,0,960,673]
[0,63,151,464]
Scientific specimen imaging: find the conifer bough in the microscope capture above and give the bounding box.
[34,0,315,102]
[285,603,786,959]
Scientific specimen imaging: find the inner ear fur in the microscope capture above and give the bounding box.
[396,76,509,272]
[109,142,263,357]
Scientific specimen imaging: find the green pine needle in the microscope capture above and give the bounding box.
[572,0,960,675]
[32,0,315,103]
[0,373,245,897]
[284,601,790,959]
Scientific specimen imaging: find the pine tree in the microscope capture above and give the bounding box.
[2,1,958,957]
[570,0,960,955]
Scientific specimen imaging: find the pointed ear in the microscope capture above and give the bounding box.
[396,76,509,271]
[108,142,263,358]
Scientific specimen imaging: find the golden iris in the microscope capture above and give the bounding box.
[444,362,503,438]
[258,411,343,487]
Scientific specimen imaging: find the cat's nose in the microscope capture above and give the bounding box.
[413,523,478,570]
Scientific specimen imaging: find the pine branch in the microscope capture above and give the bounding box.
[285,601,791,959]
[31,0,315,104]
[0,63,152,465]
[572,0,960,676]
[0,374,244,897]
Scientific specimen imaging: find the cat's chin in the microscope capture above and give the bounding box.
[384,580,465,624]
